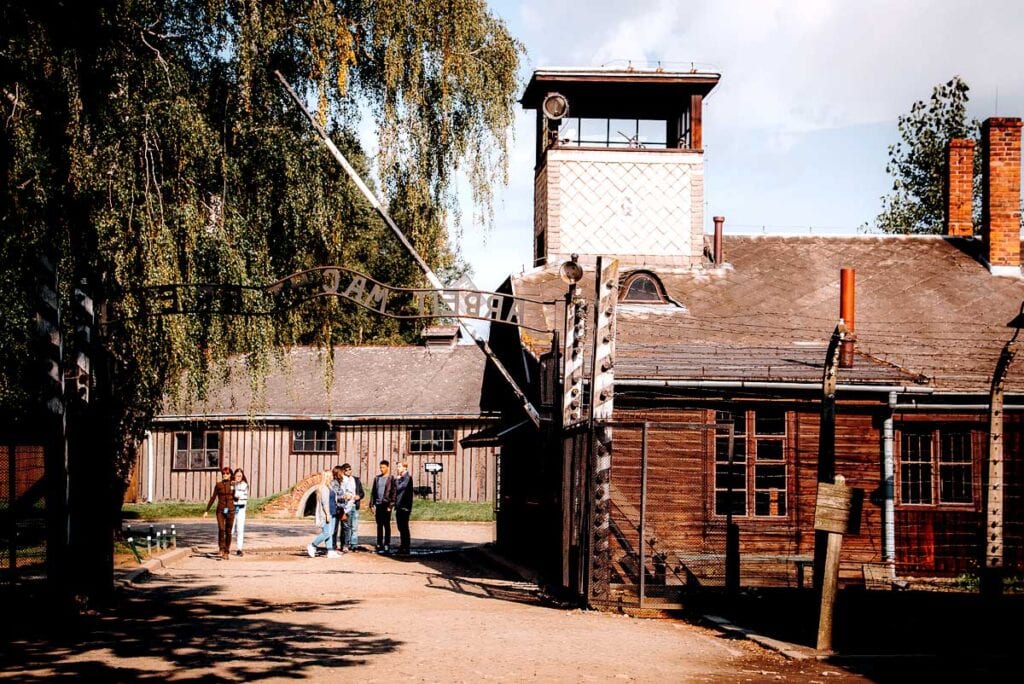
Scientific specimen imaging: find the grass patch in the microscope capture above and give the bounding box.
[407,500,494,522]
[122,496,493,521]
[122,493,284,520]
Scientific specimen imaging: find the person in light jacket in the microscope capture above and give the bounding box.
[341,463,364,551]
[231,468,249,556]
[307,471,338,558]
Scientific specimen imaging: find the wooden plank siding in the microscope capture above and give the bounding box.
[132,421,498,506]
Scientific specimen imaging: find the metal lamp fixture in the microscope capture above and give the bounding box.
[542,92,569,121]
[559,253,583,284]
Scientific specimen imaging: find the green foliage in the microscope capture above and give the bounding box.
[121,497,493,521]
[1,1,522,482]
[872,76,980,234]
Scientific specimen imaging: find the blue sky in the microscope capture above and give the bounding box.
[455,0,1024,290]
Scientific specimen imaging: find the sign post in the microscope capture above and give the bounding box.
[424,462,443,502]
[814,475,862,652]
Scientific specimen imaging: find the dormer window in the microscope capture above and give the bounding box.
[620,272,668,303]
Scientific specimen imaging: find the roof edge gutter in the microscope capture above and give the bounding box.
[152,413,500,423]
[616,379,937,394]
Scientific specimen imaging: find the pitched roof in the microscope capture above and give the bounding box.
[157,345,492,421]
[513,235,1024,393]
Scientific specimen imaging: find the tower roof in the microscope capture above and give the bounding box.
[521,66,720,116]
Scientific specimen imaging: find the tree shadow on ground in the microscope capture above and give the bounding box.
[0,575,399,682]
[384,545,566,609]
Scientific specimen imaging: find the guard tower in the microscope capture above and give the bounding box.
[521,67,720,269]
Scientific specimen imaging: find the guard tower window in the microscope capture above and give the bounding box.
[620,272,667,303]
[559,117,668,149]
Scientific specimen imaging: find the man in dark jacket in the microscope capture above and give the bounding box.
[369,460,395,553]
[392,461,414,554]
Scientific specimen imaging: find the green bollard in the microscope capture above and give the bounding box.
[170,525,177,548]
[127,537,143,564]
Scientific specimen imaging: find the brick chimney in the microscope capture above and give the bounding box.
[421,324,459,349]
[981,117,1023,275]
[945,138,974,237]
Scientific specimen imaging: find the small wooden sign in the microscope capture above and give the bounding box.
[814,481,863,535]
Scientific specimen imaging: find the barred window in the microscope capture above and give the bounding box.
[714,408,788,518]
[900,428,973,506]
[172,431,220,471]
[292,429,337,454]
[410,427,454,453]
[939,432,972,504]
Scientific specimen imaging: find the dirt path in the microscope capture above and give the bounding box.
[3,521,873,682]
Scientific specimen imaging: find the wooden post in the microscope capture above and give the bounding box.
[814,322,846,589]
[814,474,859,653]
[817,528,844,652]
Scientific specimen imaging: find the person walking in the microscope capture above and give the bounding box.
[392,461,414,554]
[369,460,395,553]
[203,466,236,560]
[330,465,346,551]
[342,463,364,552]
[231,468,249,556]
[307,470,339,558]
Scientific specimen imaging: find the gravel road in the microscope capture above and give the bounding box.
[2,520,875,682]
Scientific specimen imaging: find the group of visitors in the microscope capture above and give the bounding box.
[308,459,414,558]
[203,466,249,559]
[203,459,413,560]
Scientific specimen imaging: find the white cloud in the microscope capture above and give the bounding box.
[461,0,1024,287]
[497,0,1024,132]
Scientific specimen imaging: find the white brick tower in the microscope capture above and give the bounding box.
[521,67,720,269]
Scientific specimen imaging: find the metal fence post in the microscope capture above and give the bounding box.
[639,422,648,608]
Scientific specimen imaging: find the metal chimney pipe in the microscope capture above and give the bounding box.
[713,216,725,266]
[839,268,856,368]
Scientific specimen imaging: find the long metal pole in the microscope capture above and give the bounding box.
[275,71,540,428]
[639,422,648,608]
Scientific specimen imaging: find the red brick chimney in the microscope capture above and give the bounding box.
[945,138,974,237]
[982,117,1023,275]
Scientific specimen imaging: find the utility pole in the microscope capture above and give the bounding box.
[275,71,540,429]
[982,326,1020,596]
[813,321,846,591]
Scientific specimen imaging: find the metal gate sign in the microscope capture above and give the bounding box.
[124,265,554,334]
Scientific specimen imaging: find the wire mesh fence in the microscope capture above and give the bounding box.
[604,419,727,607]
[595,411,1024,603]
[1,445,47,586]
